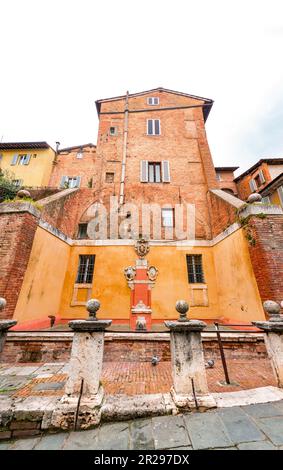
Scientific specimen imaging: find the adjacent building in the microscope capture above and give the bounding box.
[0,142,55,188]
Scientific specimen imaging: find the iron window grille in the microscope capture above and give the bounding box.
[186,254,205,283]
[76,255,95,284]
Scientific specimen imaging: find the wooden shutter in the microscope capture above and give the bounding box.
[162,161,170,182]
[11,154,18,165]
[76,176,81,188]
[259,169,265,184]
[140,160,149,182]
[249,179,257,192]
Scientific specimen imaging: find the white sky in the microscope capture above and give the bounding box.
[1,0,283,175]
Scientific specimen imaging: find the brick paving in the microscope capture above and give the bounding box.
[1,401,283,450]
[0,357,276,399]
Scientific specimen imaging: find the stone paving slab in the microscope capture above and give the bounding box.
[218,407,265,444]
[62,429,99,450]
[152,415,191,449]
[0,376,30,394]
[255,416,283,446]
[33,433,67,450]
[241,402,283,419]
[95,422,130,450]
[130,419,155,450]
[8,437,41,450]
[237,440,277,450]
[183,411,233,450]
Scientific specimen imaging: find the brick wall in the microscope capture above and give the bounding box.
[0,335,267,363]
[0,204,39,319]
[208,191,238,238]
[246,214,283,306]
[48,145,96,189]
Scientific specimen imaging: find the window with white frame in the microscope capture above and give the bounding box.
[147,119,160,135]
[12,179,23,188]
[60,175,81,188]
[162,208,174,227]
[147,97,159,105]
[18,154,31,165]
[140,160,170,183]
[76,150,83,159]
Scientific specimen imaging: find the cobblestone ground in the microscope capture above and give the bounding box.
[0,358,276,398]
[1,401,283,450]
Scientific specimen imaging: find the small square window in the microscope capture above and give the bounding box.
[106,172,114,183]
[76,151,83,159]
[109,126,117,136]
[147,97,159,105]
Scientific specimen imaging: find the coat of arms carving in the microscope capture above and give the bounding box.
[135,238,150,259]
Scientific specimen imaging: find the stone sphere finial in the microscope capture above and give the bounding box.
[0,298,7,312]
[86,299,100,320]
[176,300,189,322]
[247,192,262,204]
[17,189,31,199]
[263,300,281,322]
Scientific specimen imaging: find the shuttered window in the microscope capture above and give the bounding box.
[147,119,160,135]
[162,208,174,227]
[18,154,31,165]
[186,255,205,283]
[76,255,95,284]
[249,179,257,192]
[11,154,18,165]
[60,176,81,188]
[258,169,265,184]
[140,161,170,183]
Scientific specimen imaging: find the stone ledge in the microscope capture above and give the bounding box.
[239,203,283,218]
[0,202,41,218]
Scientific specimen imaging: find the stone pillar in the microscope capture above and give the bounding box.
[253,300,283,387]
[165,300,216,410]
[52,299,111,430]
[0,298,17,353]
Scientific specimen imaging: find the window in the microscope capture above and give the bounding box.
[76,150,83,159]
[262,196,270,204]
[140,160,170,183]
[186,255,205,283]
[106,172,114,183]
[147,97,159,105]
[109,126,117,136]
[148,162,161,183]
[0,153,2,162]
[76,255,95,284]
[162,208,174,227]
[18,154,31,165]
[147,119,160,135]
[60,176,81,188]
[216,173,222,181]
[278,186,283,206]
[249,178,257,192]
[77,223,88,239]
[12,179,23,188]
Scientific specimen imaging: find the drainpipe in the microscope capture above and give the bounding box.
[53,141,60,164]
[119,91,129,206]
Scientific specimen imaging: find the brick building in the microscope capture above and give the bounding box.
[0,88,282,330]
[234,158,283,201]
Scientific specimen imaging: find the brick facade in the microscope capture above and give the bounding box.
[246,215,283,306]
[0,205,39,319]
[208,191,238,238]
[48,144,96,189]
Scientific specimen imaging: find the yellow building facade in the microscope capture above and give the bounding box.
[0,142,55,187]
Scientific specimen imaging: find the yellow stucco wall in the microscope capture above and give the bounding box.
[270,190,282,207]
[14,226,265,326]
[213,228,265,322]
[0,148,55,187]
[14,226,70,324]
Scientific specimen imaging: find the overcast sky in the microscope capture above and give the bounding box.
[1,0,283,175]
